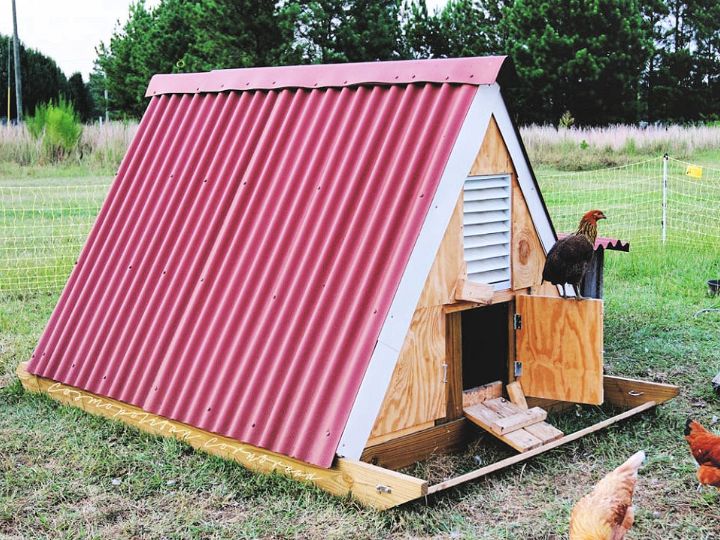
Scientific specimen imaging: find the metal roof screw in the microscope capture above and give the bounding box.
[207,407,211,412]
[343,80,347,84]
[419,193,424,198]
[411,74,416,79]
[394,75,399,79]
[196,87,200,91]
[470,74,474,78]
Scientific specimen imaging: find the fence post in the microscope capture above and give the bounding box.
[662,153,668,244]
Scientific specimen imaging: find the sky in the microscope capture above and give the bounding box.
[0,0,447,80]
[0,0,159,80]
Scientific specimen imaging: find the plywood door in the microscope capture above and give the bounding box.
[515,295,603,405]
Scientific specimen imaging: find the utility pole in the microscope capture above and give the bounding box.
[104,72,109,123]
[6,36,10,124]
[11,0,23,122]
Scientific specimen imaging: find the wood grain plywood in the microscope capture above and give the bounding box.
[368,306,447,439]
[512,178,548,291]
[469,116,513,176]
[417,194,464,308]
[515,295,604,405]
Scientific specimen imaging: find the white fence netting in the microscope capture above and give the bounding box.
[0,156,717,294]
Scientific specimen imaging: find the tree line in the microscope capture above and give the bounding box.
[1,36,96,123]
[6,1,720,126]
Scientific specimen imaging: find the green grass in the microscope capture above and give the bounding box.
[1,156,719,538]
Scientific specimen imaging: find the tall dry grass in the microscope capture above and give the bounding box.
[521,124,720,170]
[0,121,138,172]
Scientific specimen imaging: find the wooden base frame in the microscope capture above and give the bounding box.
[18,363,678,510]
[16,362,426,510]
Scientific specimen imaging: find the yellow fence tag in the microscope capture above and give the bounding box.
[686,164,703,179]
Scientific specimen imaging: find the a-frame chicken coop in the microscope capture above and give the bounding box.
[19,56,678,509]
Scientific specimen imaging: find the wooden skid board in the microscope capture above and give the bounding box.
[462,381,503,408]
[17,363,426,510]
[501,429,543,452]
[524,422,564,444]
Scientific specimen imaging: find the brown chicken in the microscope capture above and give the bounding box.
[569,450,644,540]
[685,419,720,488]
[542,209,606,298]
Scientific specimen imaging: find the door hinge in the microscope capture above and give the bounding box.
[513,313,522,330]
[514,361,523,377]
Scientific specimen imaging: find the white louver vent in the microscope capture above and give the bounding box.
[463,175,511,290]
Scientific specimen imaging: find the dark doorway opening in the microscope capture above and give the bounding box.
[461,302,509,390]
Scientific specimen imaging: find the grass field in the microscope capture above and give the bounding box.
[1,148,719,538]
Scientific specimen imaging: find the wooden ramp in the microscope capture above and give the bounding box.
[463,382,563,452]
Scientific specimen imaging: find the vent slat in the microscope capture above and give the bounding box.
[464,198,510,213]
[463,232,509,248]
[463,210,510,226]
[465,244,510,261]
[464,187,510,201]
[469,269,510,285]
[467,256,510,274]
[464,222,510,236]
[465,177,510,190]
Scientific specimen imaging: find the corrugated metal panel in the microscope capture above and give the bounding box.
[463,175,511,288]
[146,56,510,96]
[557,234,630,252]
[28,82,477,468]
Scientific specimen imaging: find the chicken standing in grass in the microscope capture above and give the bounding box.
[569,450,644,540]
[684,419,720,488]
[542,209,606,298]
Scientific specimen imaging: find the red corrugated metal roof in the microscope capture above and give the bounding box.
[147,56,510,96]
[558,234,630,252]
[28,63,481,467]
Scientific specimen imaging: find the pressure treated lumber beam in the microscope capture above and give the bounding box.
[16,363,426,510]
[361,418,475,470]
[603,375,679,408]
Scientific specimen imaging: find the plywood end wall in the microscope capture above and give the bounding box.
[365,115,555,446]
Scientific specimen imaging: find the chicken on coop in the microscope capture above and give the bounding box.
[684,419,720,489]
[542,209,607,299]
[569,450,644,540]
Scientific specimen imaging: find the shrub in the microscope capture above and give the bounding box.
[26,99,83,162]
